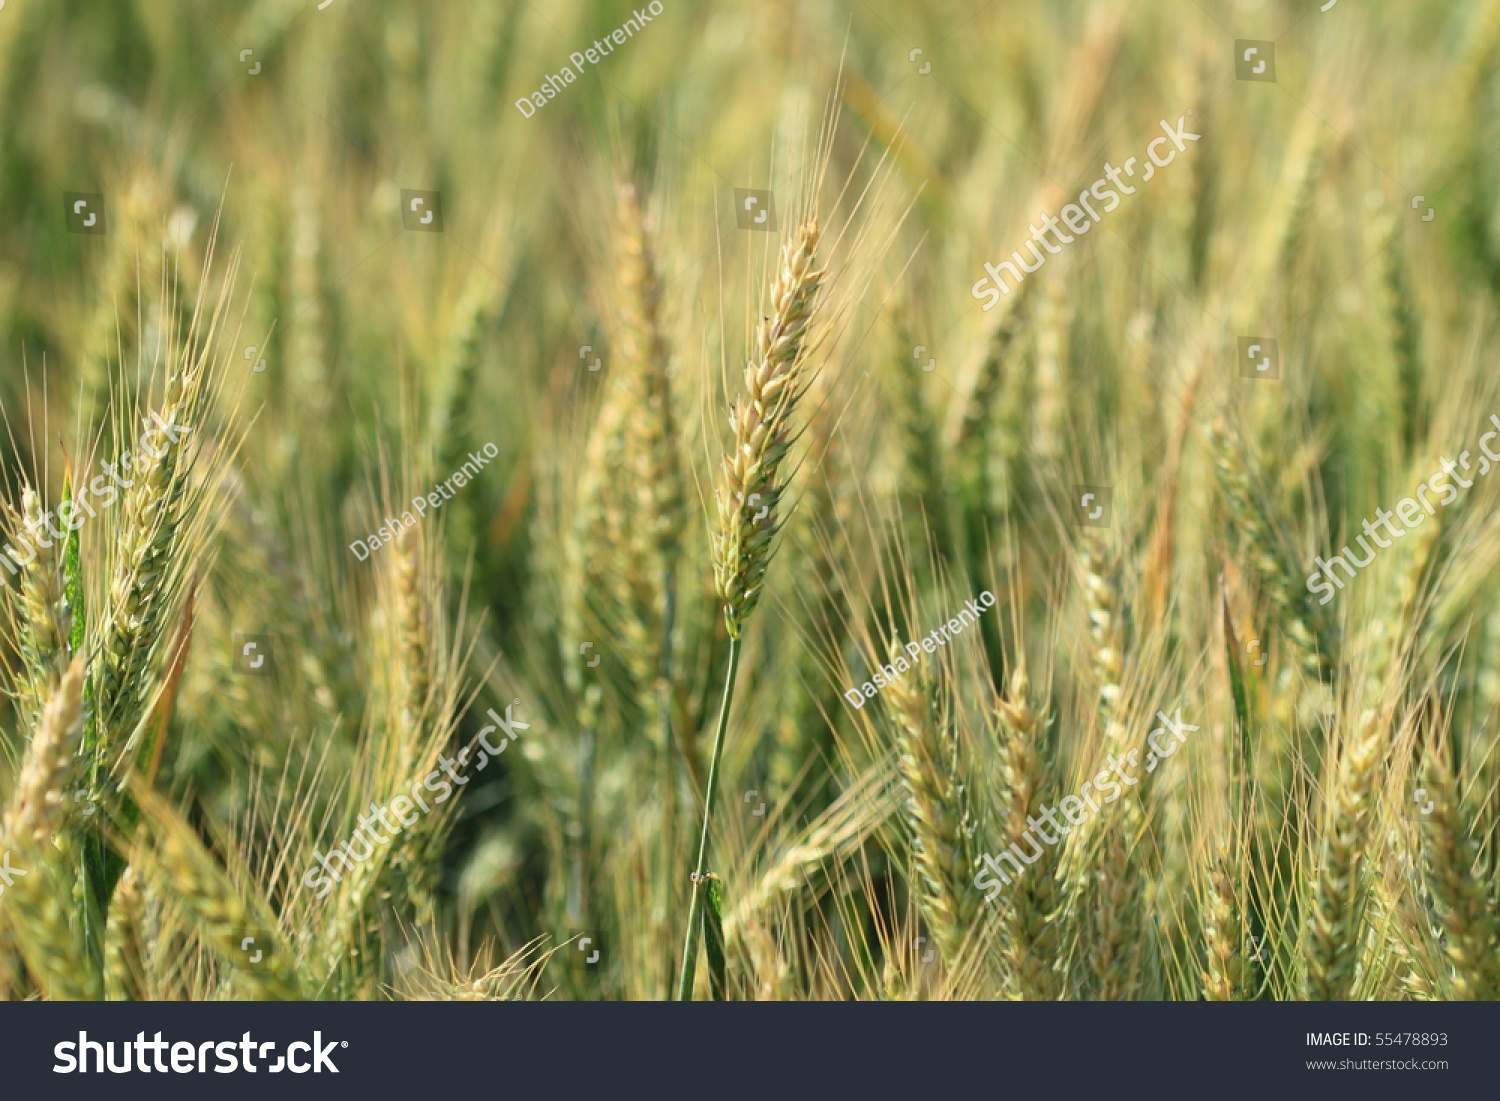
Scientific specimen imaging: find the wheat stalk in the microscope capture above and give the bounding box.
[678,217,824,1000]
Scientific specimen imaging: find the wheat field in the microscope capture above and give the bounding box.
[0,0,1498,1004]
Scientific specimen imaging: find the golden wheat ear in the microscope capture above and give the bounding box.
[1,484,71,730]
[991,667,1064,1001]
[607,180,689,987]
[886,637,978,969]
[1416,741,1499,999]
[679,216,827,1001]
[610,181,684,729]
[1305,708,1384,1001]
[125,778,305,1000]
[712,219,826,639]
[1200,855,1248,1001]
[1,658,100,999]
[102,863,145,1000]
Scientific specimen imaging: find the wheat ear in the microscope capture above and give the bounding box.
[616,182,684,585]
[103,864,145,1000]
[1417,745,1499,998]
[2,659,100,999]
[1208,417,1333,682]
[1078,531,1123,714]
[1089,825,1144,1000]
[94,364,209,766]
[992,667,1063,999]
[128,781,303,1000]
[678,218,824,1000]
[1305,708,1383,1000]
[4,485,71,729]
[711,220,825,638]
[385,525,443,928]
[1201,855,1248,1000]
[613,182,687,979]
[1071,536,1144,998]
[3,657,86,851]
[394,526,430,735]
[885,639,979,966]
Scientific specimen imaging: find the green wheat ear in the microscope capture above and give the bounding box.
[62,470,106,981]
[702,874,727,1001]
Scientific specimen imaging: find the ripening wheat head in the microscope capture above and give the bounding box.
[1,659,99,1000]
[3,484,71,727]
[713,220,825,638]
[616,181,684,571]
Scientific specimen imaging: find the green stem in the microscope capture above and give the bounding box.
[675,633,741,1001]
[657,569,678,994]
